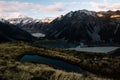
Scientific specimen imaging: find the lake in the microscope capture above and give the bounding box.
[39,40,120,53]
[68,46,119,53]
[32,33,45,38]
[20,55,84,72]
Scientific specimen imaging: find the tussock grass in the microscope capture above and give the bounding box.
[0,42,119,80]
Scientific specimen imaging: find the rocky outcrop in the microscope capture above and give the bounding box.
[45,10,120,43]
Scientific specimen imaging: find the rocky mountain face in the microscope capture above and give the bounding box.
[0,19,35,42]
[7,16,52,33]
[44,10,120,44]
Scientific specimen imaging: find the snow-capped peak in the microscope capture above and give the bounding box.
[66,11,73,17]
[78,10,96,16]
[17,15,29,19]
[65,10,96,18]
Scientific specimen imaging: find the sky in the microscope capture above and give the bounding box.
[0,0,120,19]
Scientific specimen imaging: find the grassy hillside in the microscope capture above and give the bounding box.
[0,42,120,80]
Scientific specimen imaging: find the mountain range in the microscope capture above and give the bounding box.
[1,10,120,44]
[8,16,53,33]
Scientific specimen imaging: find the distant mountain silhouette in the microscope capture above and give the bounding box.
[7,16,52,33]
[0,19,35,42]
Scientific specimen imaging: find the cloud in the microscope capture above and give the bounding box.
[104,4,120,10]
[0,1,31,12]
[91,2,120,11]
[4,12,22,19]
[46,2,65,11]
[0,1,66,12]
[81,0,120,11]
[0,0,120,19]
[88,2,107,11]
[34,2,66,12]
[0,1,66,19]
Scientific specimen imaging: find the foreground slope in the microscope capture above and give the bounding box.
[0,42,120,80]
